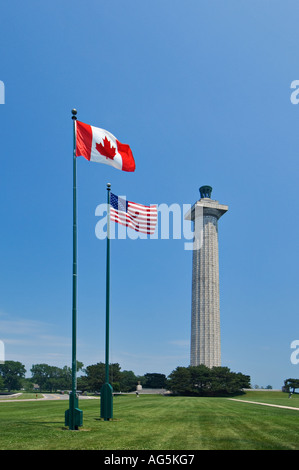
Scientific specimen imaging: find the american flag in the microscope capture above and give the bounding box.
[110,193,157,235]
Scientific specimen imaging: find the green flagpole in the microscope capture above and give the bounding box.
[105,183,111,385]
[65,108,83,430]
[100,182,113,421]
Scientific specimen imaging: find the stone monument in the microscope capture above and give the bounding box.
[136,381,142,391]
[185,186,228,368]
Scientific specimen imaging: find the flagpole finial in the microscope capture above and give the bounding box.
[107,183,111,189]
[71,109,77,120]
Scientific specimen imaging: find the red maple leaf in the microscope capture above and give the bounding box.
[96,136,116,160]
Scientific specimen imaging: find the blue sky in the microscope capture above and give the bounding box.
[1,0,299,389]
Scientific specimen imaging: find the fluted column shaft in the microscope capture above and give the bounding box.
[185,195,228,368]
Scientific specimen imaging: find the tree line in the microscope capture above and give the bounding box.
[0,361,167,393]
[0,360,260,396]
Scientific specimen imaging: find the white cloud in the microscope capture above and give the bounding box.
[0,311,72,373]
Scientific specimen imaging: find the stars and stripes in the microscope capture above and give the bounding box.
[110,193,157,235]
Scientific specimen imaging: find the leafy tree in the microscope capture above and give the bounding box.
[119,370,138,392]
[58,365,72,389]
[0,375,5,390]
[0,361,26,391]
[167,365,250,396]
[209,367,250,395]
[189,365,212,394]
[47,366,71,391]
[136,375,147,387]
[144,373,167,389]
[284,378,299,393]
[81,363,121,392]
[22,377,35,392]
[30,363,83,391]
[166,366,192,395]
[31,364,53,391]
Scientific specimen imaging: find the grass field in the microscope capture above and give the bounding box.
[0,391,298,450]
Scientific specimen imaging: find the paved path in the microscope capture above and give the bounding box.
[0,396,47,402]
[43,394,69,400]
[229,398,299,411]
[42,394,98,400]
[0,393,99,402]
[0,393,22,400]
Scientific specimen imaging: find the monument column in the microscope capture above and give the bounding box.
[185,186,228,368]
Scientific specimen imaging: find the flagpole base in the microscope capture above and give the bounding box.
[65,392,83,430]
[100,383,113,421]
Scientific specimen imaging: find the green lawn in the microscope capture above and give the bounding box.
[0,392,298,450]
[231,390,299,407]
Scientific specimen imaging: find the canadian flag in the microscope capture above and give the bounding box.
[75,120,135,172]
